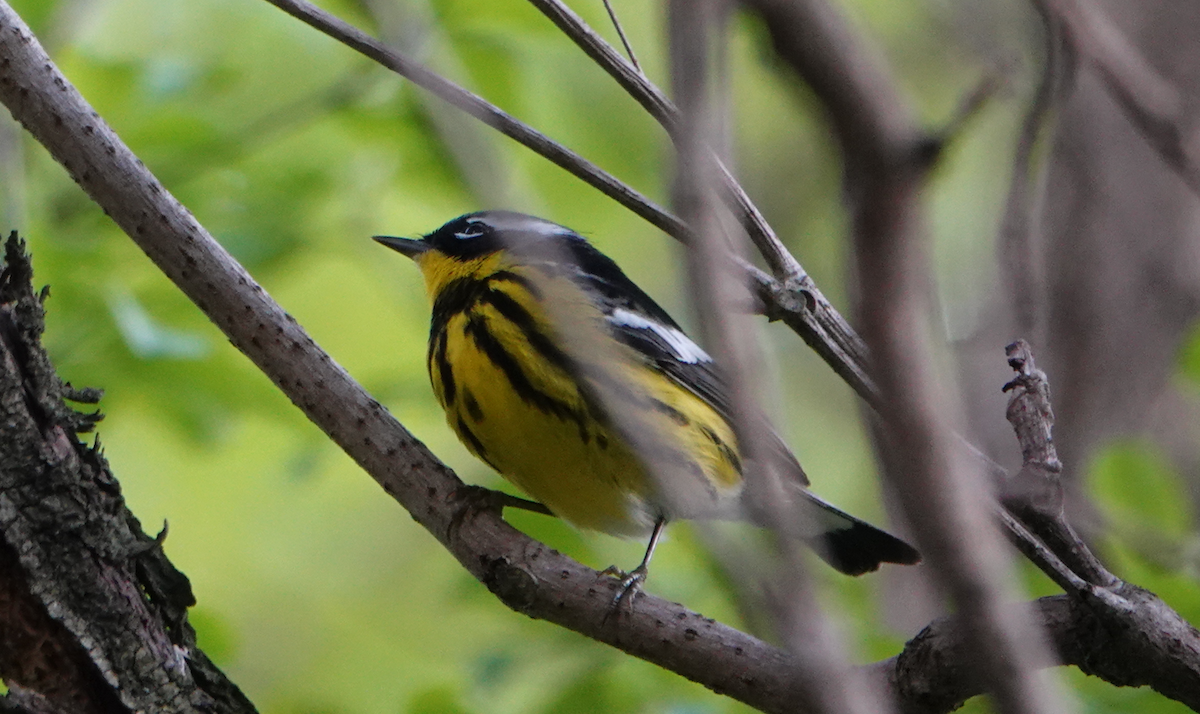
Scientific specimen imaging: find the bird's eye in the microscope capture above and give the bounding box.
[454,223,487,240]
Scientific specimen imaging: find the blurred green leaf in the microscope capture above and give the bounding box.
[409,686,472,714]
[1091,440,1192,537]
[108,287,211,360]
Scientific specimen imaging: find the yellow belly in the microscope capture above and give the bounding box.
[430,303,743,537]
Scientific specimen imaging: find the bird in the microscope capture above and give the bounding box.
[375,210,919,597]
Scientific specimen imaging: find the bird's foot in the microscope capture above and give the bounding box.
[447,485,504,540]
[599,563,649,621]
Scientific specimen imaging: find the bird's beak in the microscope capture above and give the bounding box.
[373,235,431,260]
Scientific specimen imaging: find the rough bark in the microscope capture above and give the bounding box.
[0,233,254,713]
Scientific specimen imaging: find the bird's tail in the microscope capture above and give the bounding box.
[750,485,921,575]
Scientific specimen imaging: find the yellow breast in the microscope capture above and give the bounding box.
[416,251,743,536]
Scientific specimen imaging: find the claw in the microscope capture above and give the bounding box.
[613,564,648,608]
[600,518,666,622]
[447,486,553,540]
[446,485,503,540]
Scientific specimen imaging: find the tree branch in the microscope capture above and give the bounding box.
[523,0,883,406]
[665,4,883,712]
[260,0,687,241]
[267,0,887,412]
[994,341,1200,709]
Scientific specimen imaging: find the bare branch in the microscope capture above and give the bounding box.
[666,3,883,712]
[879,340,1200,712]
[261,0,687,241]
[1036,0,1200,197]
[997,5,1067,341]
[526,0,803,276]
[883,594,1198,713]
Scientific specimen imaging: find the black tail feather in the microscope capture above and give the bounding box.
[810,522,921,576]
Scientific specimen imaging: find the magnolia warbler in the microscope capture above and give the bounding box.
[376,211,919,592]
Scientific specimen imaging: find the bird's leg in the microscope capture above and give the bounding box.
[602,517,667,614]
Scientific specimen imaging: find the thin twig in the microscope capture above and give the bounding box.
[525,0,804,280]
[998,4,1066,341]
[529,0,885,403]
[1036,0,1200,197]
[600,0,642,73]
[262,0,689,242]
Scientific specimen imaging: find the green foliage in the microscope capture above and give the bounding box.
[6,0,1197,712]
[1092,441,1192,538]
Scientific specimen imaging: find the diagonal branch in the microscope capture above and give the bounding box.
[523,0,883,392]
[261,0,688,241]
[665,4,881,712]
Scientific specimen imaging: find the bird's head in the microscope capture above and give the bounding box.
[375,210,584,295]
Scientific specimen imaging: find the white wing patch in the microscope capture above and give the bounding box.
[609,308,712,364]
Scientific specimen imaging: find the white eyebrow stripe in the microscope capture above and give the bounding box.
[609,308,712,364]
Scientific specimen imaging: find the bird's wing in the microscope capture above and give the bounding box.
[563,243,810,487]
